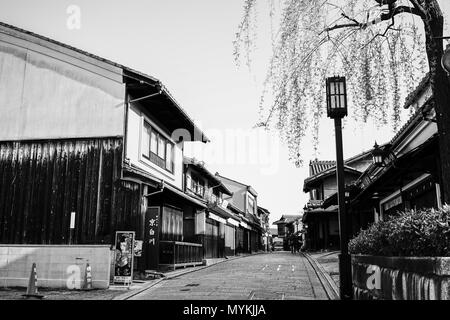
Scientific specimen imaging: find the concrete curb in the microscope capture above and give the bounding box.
[115,251,267,300]
[303,252,340,300]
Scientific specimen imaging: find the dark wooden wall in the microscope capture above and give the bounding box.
[0,137,131,245]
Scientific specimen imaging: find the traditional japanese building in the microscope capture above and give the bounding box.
[348,74,440,225]
[215,174,265,253]
[272,214,302,250]
[0,22,210,272]
[302,151,373,251]
[182,157,239,259]
[257,206,271,251]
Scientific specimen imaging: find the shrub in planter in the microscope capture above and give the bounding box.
[349,206,450,257]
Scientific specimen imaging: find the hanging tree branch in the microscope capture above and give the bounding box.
[325,5,423,32]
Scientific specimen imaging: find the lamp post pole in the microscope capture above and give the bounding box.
[325,76,352,300]
[334,117,352,300]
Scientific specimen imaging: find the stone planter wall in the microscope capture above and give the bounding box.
[352,255,450,300]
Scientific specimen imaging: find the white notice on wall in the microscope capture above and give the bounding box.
[70,212,76,229]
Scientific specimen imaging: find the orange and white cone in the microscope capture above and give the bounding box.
[23,263,44,299]
[84,263,93,290]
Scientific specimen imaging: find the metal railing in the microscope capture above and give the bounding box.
[159,241,203,270]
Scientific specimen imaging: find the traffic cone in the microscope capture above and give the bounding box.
[22,263,44,299]
[83,263,93,290]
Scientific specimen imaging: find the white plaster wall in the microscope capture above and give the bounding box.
[220,179,246,211]
[0,38,125,141]
[125,105,183,189]
[397,121,437,157]
[0,245,111,289]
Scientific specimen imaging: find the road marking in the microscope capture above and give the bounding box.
[262,265,268,271]
[277,265,281,272]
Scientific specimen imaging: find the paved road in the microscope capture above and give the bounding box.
[129,252,329,300]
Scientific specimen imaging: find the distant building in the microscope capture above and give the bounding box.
[216,174,266,253]
[182,157,237,258]
[302,151,373,251]
[272,214,302,250]
[257,206,271,251]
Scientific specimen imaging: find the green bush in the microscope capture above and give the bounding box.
[349,206,450,256]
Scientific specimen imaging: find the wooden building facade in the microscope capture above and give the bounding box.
[302,152,373,251]
[348,76,441,227]
[183,157,239,259]
[216,174,265,254]
[0,22,208,272]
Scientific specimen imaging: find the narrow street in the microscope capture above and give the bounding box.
[129,252,330,300]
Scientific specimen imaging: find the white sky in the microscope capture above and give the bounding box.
[1,0,449,225]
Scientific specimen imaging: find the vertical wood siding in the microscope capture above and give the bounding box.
[0,138,130,244]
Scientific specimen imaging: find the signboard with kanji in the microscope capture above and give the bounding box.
[145,207,160,270]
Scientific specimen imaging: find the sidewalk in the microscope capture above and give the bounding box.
[0,252,264,300]
[307,251,340,290]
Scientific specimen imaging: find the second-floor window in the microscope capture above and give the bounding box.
[142,121,174,173]
[311,187,323,201]
[211,190,222,204]
[247,195,255,215]
[191,175,205,198]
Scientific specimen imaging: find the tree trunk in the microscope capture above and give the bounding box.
[422,0,450,204]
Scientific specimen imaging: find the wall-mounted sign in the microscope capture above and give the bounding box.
[240,221,250,230]
[227,218,240,227]
[383,195,402,211]
[145,207,161,270]
[208,212,227,225]
[114,231,135,285]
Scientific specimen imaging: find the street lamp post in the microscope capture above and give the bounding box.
[325,76,352,300]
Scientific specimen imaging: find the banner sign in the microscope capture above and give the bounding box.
[114,231,135,284]
[145,207,161,270]
[208,212,227,225]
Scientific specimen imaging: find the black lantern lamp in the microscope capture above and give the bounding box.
[326,76,348,119]
[345,188,350,199]
[371,142,384,166]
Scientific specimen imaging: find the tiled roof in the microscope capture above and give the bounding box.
[257,206,270,215]
[184,157,232,196]
[403,73,430,109]
[351,90,435,201]
[303,165,362,192]
[216,173,258,197]
[388,98,433,149]
[302,205,338,222]
[309,160,336,176]
[273,214,302,224]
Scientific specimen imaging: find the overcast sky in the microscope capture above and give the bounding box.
[1,1,449,225]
